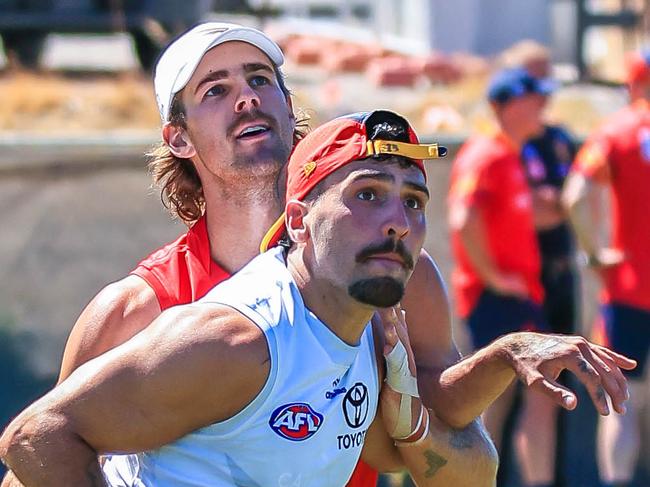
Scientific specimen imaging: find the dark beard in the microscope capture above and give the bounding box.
[348,277,405,308]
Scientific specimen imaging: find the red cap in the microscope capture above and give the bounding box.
[260,110,447,252]
[626,50,650,85]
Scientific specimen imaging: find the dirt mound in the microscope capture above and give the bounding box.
[0,71,160,133]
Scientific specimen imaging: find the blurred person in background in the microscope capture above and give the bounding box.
[563,49,650,487]
[448,67,564,487]
[501,41,580,487]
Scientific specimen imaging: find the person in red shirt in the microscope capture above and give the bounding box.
[448,67,561,487]
[563,50,650,487]
[1,23,634,487]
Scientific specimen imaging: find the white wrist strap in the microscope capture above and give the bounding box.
[396,404,430,446]
[385,339,421,438]
[385,340,419,397]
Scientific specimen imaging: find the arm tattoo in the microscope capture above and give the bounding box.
[423,449,448,478]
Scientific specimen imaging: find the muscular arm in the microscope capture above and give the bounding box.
[401,250,513,427]
[0,304,269,486]
[58,275,161,383]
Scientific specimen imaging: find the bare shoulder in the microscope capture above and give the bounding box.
[403,249,448,307]
[401,249,457,369]
[39,303,271,454]
[100,301,271,427]
[58,274,161,382]
[145,302,269,369]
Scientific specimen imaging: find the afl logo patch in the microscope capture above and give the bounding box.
[269,403,323,441]
[342,382,369,429]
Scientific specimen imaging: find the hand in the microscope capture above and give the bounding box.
[498,332,637,415]
[377,305,416,376]
[587,247,625,269]
[489,273,529,299]
[376,306,424,441]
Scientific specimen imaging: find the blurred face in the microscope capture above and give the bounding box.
[497,93,545,139]
[298,157,429,308]
[174,41,295,183]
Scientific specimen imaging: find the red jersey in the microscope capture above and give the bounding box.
[131,216,230,310]
[131,215,378,486]
[572,100,650,311]
[449,132,544,317]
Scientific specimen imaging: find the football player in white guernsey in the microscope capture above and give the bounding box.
[0,110,481,486]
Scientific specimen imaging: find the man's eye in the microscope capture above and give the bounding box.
[404,197,422,209]
[205,85,225,97]
[357,191,376,201]
[250,75,270,87]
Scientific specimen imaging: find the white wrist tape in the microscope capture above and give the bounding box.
[385,339,419,397]
[395,405,430,446]
[385,339,421,439]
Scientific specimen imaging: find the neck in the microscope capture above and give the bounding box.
[286,249,374,346]
[202,177,284,274]
[498,120,528,149]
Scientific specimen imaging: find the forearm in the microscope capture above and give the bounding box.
[0,411,105,487]
[398,414,497,487]
[418,342,516,428]
[562,174,603,255]
[381,384,497,486]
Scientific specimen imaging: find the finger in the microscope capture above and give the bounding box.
[578,343,628,414]
[529,374,577,410]
[564,355,610,415]
[591,347,630,401]
[595,345,637,370]
[383,323,398,353]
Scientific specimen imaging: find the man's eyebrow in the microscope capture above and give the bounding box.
[194,70,228,94]
[193,63,275,95]
[243,62,274,75]
[404,181,430,199]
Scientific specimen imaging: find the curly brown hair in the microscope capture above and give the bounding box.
[148,68,309,226]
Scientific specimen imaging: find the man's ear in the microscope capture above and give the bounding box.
[285,199,309,244]
[162,122,196,159]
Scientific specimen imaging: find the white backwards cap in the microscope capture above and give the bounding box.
[154,22,285,122]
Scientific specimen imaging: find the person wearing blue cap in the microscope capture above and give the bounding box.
[501,42,582,487]
[449,67,567,487]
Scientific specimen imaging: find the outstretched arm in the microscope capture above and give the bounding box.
[0,304,269,486]
[402,250,635,429]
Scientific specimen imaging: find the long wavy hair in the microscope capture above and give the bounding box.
[148,67,309,226]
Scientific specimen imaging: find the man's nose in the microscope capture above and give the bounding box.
[382,200,410,240]
[235,84,261,112]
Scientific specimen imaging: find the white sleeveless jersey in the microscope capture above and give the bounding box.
[103,247,379,487]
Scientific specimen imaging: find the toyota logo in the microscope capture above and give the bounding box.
[342,382,369,429]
